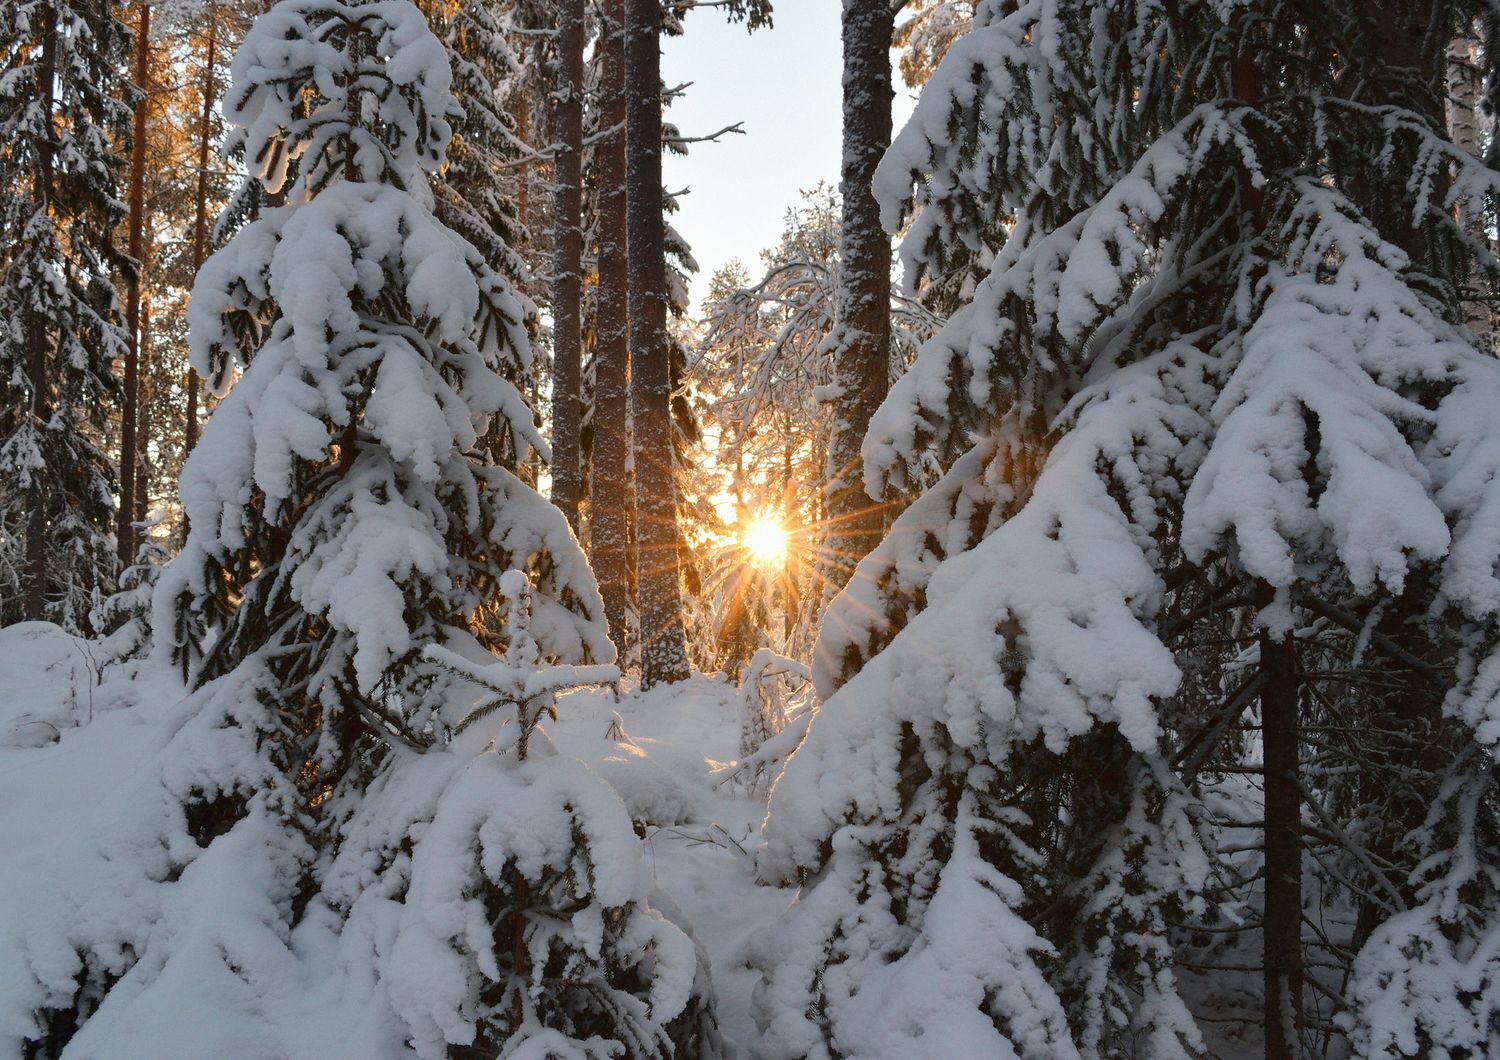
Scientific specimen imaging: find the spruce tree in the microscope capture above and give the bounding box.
[422,0,534,298]
[4,1,728,1052]
[159,0,611,784]
[760,2,1500,1057]
[0,0,132,632]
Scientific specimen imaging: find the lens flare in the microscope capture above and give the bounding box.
[742,516,789,568]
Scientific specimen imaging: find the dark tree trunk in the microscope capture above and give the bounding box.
[119,0,150,567]
[23,2,60,623]
[549,0,586,535]
[135,268,153,528]
[590,0,635,660]
[822,0,894,601]
[1260,621,1303,1060]
[514,87,531,246]
[185,8,217,462]
[624,0,688,686]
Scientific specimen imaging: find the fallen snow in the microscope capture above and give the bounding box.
[0,630,794,1056]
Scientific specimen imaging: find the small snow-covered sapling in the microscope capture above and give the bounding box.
[424,570,618,756]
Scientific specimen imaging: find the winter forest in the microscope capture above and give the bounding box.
[5,0,1500,1057]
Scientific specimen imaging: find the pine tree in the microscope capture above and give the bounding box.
[623,0,692,687]
[549,0,587,535]
[759,1,1500,1057]
[184,0,222,462]
[892,0,973,89]
[118,0,152,568]
[820,0,897,607]
[0,0,132,632]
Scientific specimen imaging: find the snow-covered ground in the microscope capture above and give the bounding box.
[547,680,797,1050]
[0,622,795,1056]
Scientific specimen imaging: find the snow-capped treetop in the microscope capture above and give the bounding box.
[226,0,458,202]
[157,0,607,753]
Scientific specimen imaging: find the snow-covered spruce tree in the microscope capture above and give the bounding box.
[758,1,1500,1057]
[0,2,724,1054]
[0,0,131,632]
[159,0,611,723]
[355,568,727,1058]
[167,0,723,1049]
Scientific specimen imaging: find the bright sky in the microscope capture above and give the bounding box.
[662,5,918,312]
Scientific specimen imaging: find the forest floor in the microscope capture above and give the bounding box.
[0,622,793,1054]
[548,679,797,1051]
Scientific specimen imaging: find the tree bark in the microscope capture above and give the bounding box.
[624,0,689,686]
[549,0,586,535]
[1260,618,1303,1060]
[119,0,150,566]
[23,2,60,623]
[135,248,153,529]
[590,0,635,660]
[514,86,531,244]
[823,0,894,599]
[185,6,217,462]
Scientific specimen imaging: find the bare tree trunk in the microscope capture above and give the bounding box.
[119,0,150,567]
[135,246,153,529]
[590,0,635,661]
[549,0,586,535]
[1260,620,1303,1059]
[624,0,689,686]
[514,87,531,246]
[23,2,60,623]
[822,0,894,600]
[1447,31,1491,344]
[185,6,217,462]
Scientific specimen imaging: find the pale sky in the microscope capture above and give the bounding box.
[661,4,919,312]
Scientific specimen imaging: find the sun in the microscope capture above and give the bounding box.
[741,515,789,568]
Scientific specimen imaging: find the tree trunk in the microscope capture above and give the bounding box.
[549,0,585,535]
[1448,36,1491,343]
[119,0,150,567]
[514,87,531,246]
[135,255,153,529]
[185,7,217,462]
[1260,618,1303,1060]
[23,2,60,623]
[590,0,635,660]
[823,0,894,600]
[624,0,689,686]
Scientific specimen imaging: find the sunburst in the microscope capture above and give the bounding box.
[741,515,790,569]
